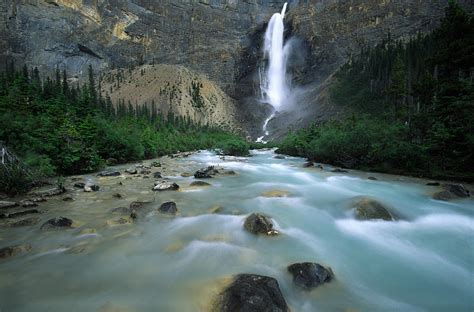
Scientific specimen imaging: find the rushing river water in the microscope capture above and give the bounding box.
[1,149,473,312]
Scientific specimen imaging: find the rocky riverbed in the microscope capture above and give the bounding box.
[0,149,473,311]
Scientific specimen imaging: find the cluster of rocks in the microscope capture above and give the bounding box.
[194,166,236,179]
[432,183,470,201]
[210,212,335,311]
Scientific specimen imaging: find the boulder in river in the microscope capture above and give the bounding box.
[261,190,291,198]
[213,274,289,312]
[332,168,349,173]
[151,161,162,168]
[426,182,440,186]
[368,176,378,180]
[19,199,38,208]
[433,183,470,201]
[0,201,19,209]
[73,182,86,189]
[40,216,74,230]
[0,244,32,260]
[158,201,178,215]
[97,170,121,177]
[274,155,286,159]
[33,186,66,197]
[194,166,219,179]
[303,161,314,168]
[287,262,334,290]
[153,172,163,179]
[353,197,395,221]
[190,181,212,187]
[153,181,179,191]
[84,184,100,192]
[244,213,279,236]
[125,167,138,174]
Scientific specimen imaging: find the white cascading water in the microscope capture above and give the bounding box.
[257,2,290,143]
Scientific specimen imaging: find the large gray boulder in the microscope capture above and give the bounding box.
[0,244,32,260]
[244,213,279,236]
[353,198,395,221]
[287,262,334,290]
[0,201,18,209]
[158,202,178,215]
[433,183,470,201]
[40,217,74,230]
[213,274,289,312]
[153,181,179,191]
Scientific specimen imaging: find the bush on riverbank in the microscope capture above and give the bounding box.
[278,1,474,181]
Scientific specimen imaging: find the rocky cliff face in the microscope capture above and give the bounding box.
[100,64,245,134]
[1,0,472,139]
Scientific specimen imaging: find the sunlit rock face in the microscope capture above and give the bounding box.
[1,0,472,138]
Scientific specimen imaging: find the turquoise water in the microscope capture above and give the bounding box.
[0,149,473,311]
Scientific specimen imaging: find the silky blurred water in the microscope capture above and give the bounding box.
[0,149,473,312]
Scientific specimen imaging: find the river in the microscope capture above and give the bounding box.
[0,149,473,311]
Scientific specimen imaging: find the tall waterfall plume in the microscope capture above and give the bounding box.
[258,2,290,142]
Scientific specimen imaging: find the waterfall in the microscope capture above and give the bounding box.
[257,2,289,142]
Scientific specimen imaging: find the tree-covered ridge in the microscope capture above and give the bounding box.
[279,1,474,181]
[0,63,248,191]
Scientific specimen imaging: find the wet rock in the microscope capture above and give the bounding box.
[433,184,470,201]
[33,186,67,197]
[261,190,291,198]
[315,164,324,170]
[221,170,237,175]
[20,199,38,207]
[29,197,47,203]
[40,216,74,230]
[332,168,348,173]
[107,216,133,226]
[73,182,86,188]
[181,172,193,177]
[112,193,124,199]
[244,213,279,236]
[97,171,121,177]
[194,166,219,179]
[153,181,179,191]
[190,181,212,187]
[303,161,314,168]
[125,167,138,174]
[10,217,40,227]
[208,205,223,214]
[287,262,334,290]
[62,196,74,202]
[7,209,40,219]
[153,172,163,179]
[84,184,100,192]
[158,201,178,215]
[213,274,289,312]
[129,201,150,210]
[368,176,377,180]
[426,182,440,186]
[151,161,162,168]
[0,201,19,209]
[274,155,286,159]
[353,198,395,221]
[140,169,151,175]
[0,244,32,260]
[110,207,131,215]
